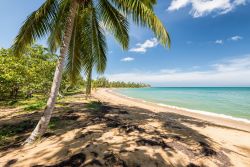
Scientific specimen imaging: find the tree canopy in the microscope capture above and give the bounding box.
[0,45,79,99]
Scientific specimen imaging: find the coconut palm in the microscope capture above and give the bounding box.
[48,1,107,96]
[12,0,170,144]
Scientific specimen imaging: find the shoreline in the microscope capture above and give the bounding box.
[93,88,250,132]
[112,88,250,124]
[1,90,250,166]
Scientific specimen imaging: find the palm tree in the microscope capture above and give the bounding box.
[12,0,170,144]
[48,1,107,97]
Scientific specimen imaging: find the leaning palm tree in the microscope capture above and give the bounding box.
[12,0,170,144]
[48,1,107,97]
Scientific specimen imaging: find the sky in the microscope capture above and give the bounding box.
[0,0,250,86]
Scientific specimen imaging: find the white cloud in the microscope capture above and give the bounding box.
[191,66,200,69]
[106,54,250,86]
[160,69,180,73]
[129,38,159,53]
[167,0,246,18]
[230,35,243,41]
[120,57,134,62]
[212,55,250,72]
[215,40,223,44]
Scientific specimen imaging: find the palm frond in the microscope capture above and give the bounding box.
[90,7,107,73]
[65,5,83,84]
[12,0,59,56]
[80,3,107,74]
[98,0,129,50]
[110,0,171,47]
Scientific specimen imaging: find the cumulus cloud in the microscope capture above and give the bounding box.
[215,40,223,44]
[230,35,243,41]
[106,54,250,86]
[167,0,246,18]
[120,57,134,62]
[129,38,158,53]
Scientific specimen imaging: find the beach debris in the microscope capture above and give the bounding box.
[48,153,86,167]
[186,163,201,167]
[159,134,182,141]
[61,115,80,121]
[103,152,127,167]
[43,132,55,138]
[84,159,103,166]
[90,151,98,158]
[106,120,122,128]
[198,141,217,156]
[120,124,145,133]
[136,138,171,149]
[74,131,94,139]
[3,159,18,167]
[165,122,183,130]
[118,110,129,114]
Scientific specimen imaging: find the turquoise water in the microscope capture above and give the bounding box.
[115,87,250,121]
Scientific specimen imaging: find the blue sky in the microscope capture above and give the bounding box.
[1,0,250,86]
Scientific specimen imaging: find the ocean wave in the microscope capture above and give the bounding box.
[112,89,250,124]
[156,103,250,124]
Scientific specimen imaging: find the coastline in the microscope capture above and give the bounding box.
[114,88,250,124]
[1,90,250,166]
[93,88,250,132]
[92,88,250,166]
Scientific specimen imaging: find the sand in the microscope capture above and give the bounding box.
[0,89,249,167]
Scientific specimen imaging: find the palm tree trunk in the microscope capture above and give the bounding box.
[86,68,92,96]
[24,0,79,144]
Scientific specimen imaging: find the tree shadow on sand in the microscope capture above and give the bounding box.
[1,98,243,167]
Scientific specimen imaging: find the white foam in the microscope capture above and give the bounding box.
[157,103,250,124]
[111,89,250,124]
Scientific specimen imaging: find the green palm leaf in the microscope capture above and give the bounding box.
[12,0,59,56]
[98,0,129,49]
[110,0,171,47]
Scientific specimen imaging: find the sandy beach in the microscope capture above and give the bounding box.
[95,88,250,131]
[0,89,250,167]
[93,88,250,166]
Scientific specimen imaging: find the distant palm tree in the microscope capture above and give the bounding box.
[12,0,170,144]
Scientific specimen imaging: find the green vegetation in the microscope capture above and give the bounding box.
[0,120,36,147]
[8,0,170,143]
[0,115,75,147]
[0,45,56,99]
[92,77,150,88]
[0,45,148,108]
[23,101,46,111]
[0,45,84,102]
[86,101,103,111]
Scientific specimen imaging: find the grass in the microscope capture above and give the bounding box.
[23,101,46,111]
[0,120,36,147]
[85,101,103,111]
[0,116,75,147]
[48,117,73,130]
[0,94,46,108]
[0,90,84,147]
[63,90,84,96]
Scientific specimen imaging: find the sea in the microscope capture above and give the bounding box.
[115,87,250,123]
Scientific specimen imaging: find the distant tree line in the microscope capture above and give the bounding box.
[91,77,150,88]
